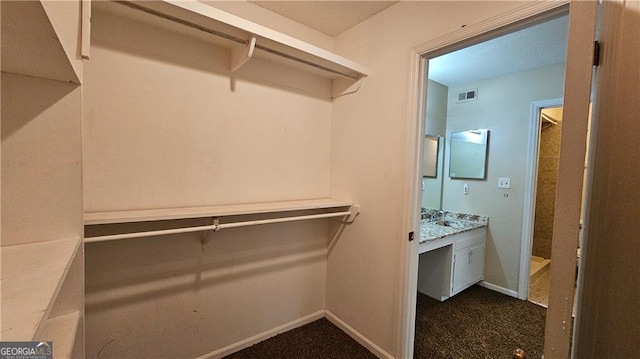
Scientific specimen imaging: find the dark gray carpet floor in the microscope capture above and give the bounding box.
[223,318,377,359]
[414,285,546,359]
[224,285,546,358]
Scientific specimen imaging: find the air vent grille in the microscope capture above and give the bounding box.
[457,89,478,103]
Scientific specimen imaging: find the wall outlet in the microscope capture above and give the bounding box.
[463,183,469,195]
[498,177,511,189]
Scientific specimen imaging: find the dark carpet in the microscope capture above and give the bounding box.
[414,285,546,359]
[223,318,377,359]
[224,285,546,358]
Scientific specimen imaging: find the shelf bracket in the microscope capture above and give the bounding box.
[230,35,256,72]
[331,204,360,224]
[331,76,366,99]
[81,0,91,59]
[202,218,221,245]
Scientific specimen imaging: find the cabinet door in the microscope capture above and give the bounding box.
[451,244,485,296]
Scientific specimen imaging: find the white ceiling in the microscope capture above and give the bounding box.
[249,1,399,36]
[428,15,569,87]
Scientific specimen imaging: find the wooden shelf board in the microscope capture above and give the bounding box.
[0,1,80,84]
[1,237,82,341]
[36,311,81,359]
[95,0,368,82]
[84,199,353,225]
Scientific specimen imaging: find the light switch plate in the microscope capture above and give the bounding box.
[498,177,511,189]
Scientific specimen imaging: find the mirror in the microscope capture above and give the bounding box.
[449,129,490,179]
[422,136,440,177]
[422,136,444,209]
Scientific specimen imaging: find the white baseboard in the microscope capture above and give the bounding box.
[197,310,325,359]
[324,310,394,359]
[479,281,519,298]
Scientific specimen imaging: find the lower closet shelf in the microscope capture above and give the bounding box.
[36,311,81,358]
[84,199,359,243]
[1,237,81,341]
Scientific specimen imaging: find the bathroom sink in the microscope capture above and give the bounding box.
[435,220,470,229]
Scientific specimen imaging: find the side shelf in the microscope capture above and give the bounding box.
[37,311,82,359]
[1,1,82,84]
[1,237,82,341]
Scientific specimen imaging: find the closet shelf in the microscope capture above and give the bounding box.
[84,199,359,243]
[0,1,80,84]
[95,0,369,98]
[1,237,82,341]
[37,311,81,358]
[84,198,355,225]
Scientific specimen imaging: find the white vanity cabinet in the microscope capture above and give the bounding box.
[417,227,486,301]
[451,230,486,296]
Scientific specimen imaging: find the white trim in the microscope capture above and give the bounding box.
[479,281,519,298]
[400,1,569,356]
[325,310,394,359]
[412,1,568,56]
[196,310,325,359]
[519,97,564,300]
[395,46,427,359]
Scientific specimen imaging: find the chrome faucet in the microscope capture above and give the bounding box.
[430,210,445,222]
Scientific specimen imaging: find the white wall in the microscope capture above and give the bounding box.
[422,80,448,209]
[328,1,528,356]
[83,9,334,358]
[442,64,565,291]
[1,73,83,246]
[425,79,448,136]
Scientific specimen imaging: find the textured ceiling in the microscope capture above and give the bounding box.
[429,15,569,87]
[249,1,399,36]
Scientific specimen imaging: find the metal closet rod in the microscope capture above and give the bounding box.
[114,1,360,80]
[85,211,353,243]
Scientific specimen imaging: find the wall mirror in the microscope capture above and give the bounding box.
[421,136,444,209]
[422,135,440,178]
[449,129,489,179]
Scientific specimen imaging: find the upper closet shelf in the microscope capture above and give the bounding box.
[85,198,355,225]
[1,1,82,84]
[96,0,369,98]
[1,237,82,341]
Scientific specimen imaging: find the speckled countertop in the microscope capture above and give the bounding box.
[419,210,489,244]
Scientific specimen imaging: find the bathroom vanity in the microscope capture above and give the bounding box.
[417,212,488,301]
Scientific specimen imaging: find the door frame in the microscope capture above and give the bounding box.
[518,97,564,300]
[399,1,596,358]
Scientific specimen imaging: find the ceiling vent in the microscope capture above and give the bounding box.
[457,89,478,103]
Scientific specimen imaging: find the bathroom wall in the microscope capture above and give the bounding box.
[422,79,449,209]
[83,8,334,358]
[328,1,529,356]
[441,63,566,292]
[533,107,563,259]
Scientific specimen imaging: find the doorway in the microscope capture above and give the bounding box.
[527,103,564,308]
[417,9,568,356]
[401,2,598,358]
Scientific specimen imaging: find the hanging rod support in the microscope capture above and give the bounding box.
[230,36,256,72]
[85,209,358,243]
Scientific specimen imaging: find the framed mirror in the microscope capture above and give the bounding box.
[449,129,490,179]
[422,135,440,178]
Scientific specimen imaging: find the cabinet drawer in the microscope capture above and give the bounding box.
[453,227,486,252]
